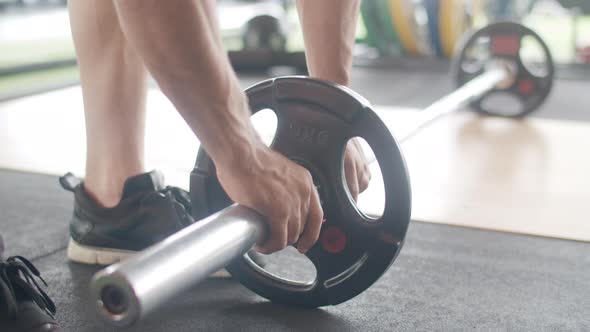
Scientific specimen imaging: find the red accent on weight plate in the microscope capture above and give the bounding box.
[518,79,535,95]
[491,36,521,56]
[321,226,347,254]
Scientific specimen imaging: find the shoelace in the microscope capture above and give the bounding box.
[158,186,194,226]
[0,256,56,318]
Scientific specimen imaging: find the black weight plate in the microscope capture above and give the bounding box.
[190,77,412,307]
[453,21,554,117]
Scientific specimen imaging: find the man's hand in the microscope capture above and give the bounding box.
[344,138,372,201]
[216,142,324,255]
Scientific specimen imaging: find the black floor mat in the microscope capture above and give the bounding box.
[0,169,70,258]
[1,169,589,331]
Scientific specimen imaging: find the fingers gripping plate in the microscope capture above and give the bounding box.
[190,77,411,307]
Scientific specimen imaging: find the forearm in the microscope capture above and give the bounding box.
[297,0,360,86]
[113,0,256,164]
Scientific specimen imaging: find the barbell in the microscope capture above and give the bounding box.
[90,22,554,327]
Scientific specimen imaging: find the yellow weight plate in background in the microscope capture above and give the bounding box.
[389,0,421,55]
[439,0,468,57]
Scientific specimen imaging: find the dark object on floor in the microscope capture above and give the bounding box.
[0,256,60,332]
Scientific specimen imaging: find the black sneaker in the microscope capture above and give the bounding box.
[0,256,60,332]
[59,170,198,264]
[60,170,262,277]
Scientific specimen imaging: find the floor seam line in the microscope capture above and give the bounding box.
[30,245,67,262]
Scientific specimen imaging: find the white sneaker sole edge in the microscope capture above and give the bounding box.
[67,238,231,278]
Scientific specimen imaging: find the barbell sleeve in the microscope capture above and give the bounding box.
[90,204,267,327]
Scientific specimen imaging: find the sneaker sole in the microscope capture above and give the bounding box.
[67,238,231,278]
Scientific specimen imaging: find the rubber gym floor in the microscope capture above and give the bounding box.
[1,66,589,331]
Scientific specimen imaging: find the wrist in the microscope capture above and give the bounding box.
[209,127,261,169]
[205,97,262,168]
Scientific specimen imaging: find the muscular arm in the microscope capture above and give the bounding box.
[113,0,256,165]
[111,0,323,254]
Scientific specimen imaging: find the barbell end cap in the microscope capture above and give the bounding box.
[90,266,141,328]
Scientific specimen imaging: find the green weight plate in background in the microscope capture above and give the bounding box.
[361,0,382,49]
[375,0,402,55]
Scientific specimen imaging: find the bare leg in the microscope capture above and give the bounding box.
[68,0,148,207]
[68,0,224,208]
[296,0,360,86]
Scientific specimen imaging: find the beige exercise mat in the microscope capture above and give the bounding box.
[362,107,590,242]
[1,87,589,241]
[0,87,198,188]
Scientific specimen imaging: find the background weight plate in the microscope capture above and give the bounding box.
[389,0,422,55]
[424,0,444,57]
[453,22,555,117]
